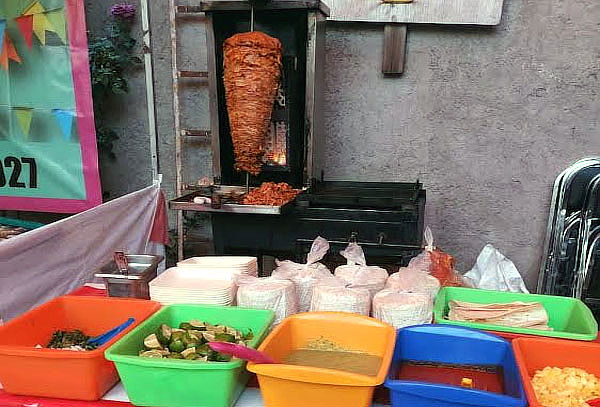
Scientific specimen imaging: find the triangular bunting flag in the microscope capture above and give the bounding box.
[33,13,53,45]
[16,15,34,49]
[5,35,21,64]
[0,20,6,54]
[0,33,9,70]
[23,1,53,45]
[0,48,8,70]
[14,108,33,137]
[23,1,45,16]
[52,109,75,141]
[46,10,66,44]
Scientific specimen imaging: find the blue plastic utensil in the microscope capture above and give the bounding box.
[88,318,135,346]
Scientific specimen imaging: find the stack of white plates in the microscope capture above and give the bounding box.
[149,267,234,306]
[176,256,258,280]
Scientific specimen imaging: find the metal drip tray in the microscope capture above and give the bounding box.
[170,186,301,215]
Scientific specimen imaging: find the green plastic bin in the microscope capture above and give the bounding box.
[105,304,275,407]
[434,287,598,341]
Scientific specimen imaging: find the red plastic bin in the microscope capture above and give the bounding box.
[0,296,160,400]
[513,337,600,407]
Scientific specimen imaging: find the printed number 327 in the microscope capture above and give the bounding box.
[0,157,38,189]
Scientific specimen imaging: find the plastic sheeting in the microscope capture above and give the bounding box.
[271,236,332,312]
[372,289,433,329]
[334,242,388,298]
[236,275,298,325]
[0,184,165,321]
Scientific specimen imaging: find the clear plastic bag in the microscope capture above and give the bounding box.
[271,236,332,312]
[385,267,441,299]
[334,243,388,298]
[310,276,371,316]
[236,275,298,325]
[409,226,463,287]
[372,289,433,329]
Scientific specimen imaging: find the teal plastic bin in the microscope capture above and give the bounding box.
[434,287,598,341]
[105,304,274,407]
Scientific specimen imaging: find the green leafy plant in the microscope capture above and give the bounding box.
[89,4,141,159]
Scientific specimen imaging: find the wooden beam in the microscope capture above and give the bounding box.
[382,24,407,76]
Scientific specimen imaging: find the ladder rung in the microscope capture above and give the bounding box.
[181,129,211,137]
[176,5,204,14]
[179,70,209,79]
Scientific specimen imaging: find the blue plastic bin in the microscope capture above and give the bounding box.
[384,325,527,407]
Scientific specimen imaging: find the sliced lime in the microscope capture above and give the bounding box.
[214,333,236,343]
[179,322,192,330]
[156,324,172,345]
[144,334,162,350]
[140,350,164,358]
[169,340,185,353]
[190,320,206,330]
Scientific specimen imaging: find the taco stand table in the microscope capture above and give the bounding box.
[0,382,390,407]
[0,286,388,407]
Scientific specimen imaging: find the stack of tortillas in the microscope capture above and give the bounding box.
[447,300,551,330]
[372,289,433,329]
[236,277,298,325]
[310,277,371,316]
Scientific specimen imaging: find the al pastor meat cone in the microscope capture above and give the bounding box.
[223,31,282,175]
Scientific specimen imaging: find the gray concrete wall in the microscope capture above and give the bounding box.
[84,0,153,199]
[94,0,600,288]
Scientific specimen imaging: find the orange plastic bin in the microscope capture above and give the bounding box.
[513,337,600,407]
[0,296,160,400]
[247,312,396,407]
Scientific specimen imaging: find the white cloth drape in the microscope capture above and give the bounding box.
[0,184,164,321]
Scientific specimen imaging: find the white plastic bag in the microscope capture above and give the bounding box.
[271,236,332,312]
[385,267,440,299]
[372,289,433,329]
[463,244,529,293]
[310,276,371,315]
[236,276,299,325]
[334,243,388,298]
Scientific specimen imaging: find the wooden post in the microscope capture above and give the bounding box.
[382,23,407,76]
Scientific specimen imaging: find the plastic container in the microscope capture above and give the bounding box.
[434,287,598,341]
[385,325,527,407]
[0,296,160,400]
[247,312,396,407]
[95,254,163,300]
[105,304,274,407]
[484,329,600,343]
[513,337,600,407]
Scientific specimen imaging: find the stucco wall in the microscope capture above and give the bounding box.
[95,0,600,288]
[84,0,153,199]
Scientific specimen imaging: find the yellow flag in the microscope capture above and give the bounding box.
[33,12,53,45]
[15,108,33,138]
[23,1,45,16]
[46,10,66,43]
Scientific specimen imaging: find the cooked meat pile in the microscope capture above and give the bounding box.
[223,31,282,175]
[242,182,299,206]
